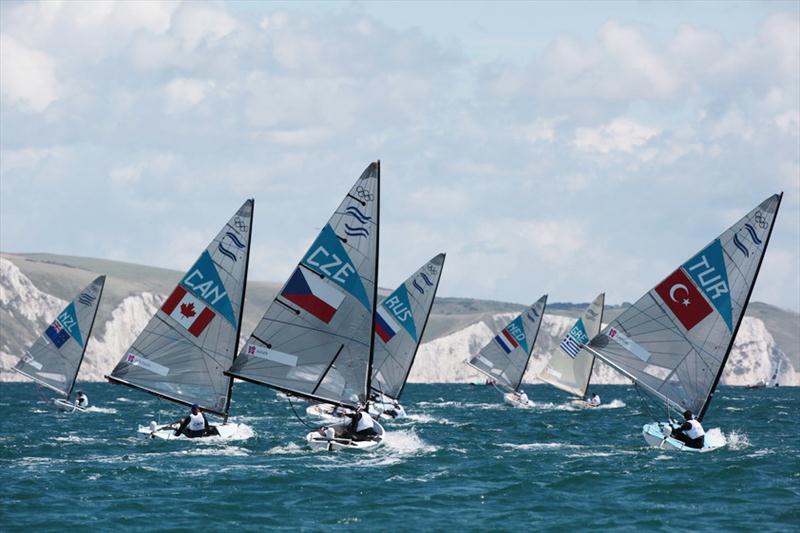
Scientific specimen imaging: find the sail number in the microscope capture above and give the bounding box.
[306,246,356,283]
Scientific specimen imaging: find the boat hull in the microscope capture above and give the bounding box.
[642,422,725,453]
[54,399,87,413]
[137,421,254,441]
[503,392,533,408]
[306,421,384,451]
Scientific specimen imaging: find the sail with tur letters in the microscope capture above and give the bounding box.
[585,194,782,420]
[467,295,547,392]
[371,253,446,400]
[107,200,253,416]
[15,276,105,398]
[538,293,605,399]
[227,163,380,409]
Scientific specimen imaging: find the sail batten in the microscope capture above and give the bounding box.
[229,163,380,409]
[538,293,605,399]
[589,194,782,420]
[14,275,105,398]
[371,253,446,400]
[467,295,547,392]
[107,200,253,415]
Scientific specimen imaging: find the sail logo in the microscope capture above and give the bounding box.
[412,272,434,295]
[379,285,417,341]
[496,316,528,354]
[78,291,96,306]
[682,239,733,331]
[302,224,370,310]
[733,222,763,258]
[654,268,713,332]
[218,231,246,262]
[282,268,345,324]
[560,319,588,358]
[125,353,169,376]
[181,251,237,327]
[607,327,651,362]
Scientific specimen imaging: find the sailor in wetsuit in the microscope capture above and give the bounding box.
[670,410,705,449]
[75,391,89,408]
[175,404,219,438]
[588,392,601,407]
[344,404,379,440]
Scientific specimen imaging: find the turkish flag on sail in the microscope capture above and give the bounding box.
[161,286,216,337]
[654,268,713,331]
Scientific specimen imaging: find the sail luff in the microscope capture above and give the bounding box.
[396,253,446,400]
[223,198,254,420]
[581,299,603,400]
[697,192,783,421]
[514,294,547,391]
[66,276,106,399]
[365,161,380,404]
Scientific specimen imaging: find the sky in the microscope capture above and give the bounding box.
[1,0,799,311]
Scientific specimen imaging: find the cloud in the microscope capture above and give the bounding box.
[0,34,60,112]
[573,118,660,154]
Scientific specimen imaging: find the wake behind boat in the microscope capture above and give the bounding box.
[467,295,548,408]
[106,200,255,441]
[226,162,384,451]
[585,193,783,453]
[13,276,105,414]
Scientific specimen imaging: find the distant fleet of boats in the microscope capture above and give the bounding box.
[11,161,783,454]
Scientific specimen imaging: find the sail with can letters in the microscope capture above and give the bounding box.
[585,194,782,420]
[371,253,446,401]
[227,163,380,409]
[15,276,105,398]
[107,200,254,416]
[538,293,604,399]
[467,295,547,392]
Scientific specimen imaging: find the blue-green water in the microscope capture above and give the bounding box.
[1,383,798,531]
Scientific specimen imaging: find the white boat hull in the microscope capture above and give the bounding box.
[54,399,87,413]
[306,421,385,451]
[642,422,725,453]
[569,399,600,409]
[306,403,351,423]
[369,401,406,419]
[137,421,254,441]
[503,392,533,408]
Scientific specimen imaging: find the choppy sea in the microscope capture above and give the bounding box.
[1,383,798,531]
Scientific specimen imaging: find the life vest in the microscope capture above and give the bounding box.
[188,413,206,432]
[76,395,88,407]
[356,412,375,432]
[685,419,705,439]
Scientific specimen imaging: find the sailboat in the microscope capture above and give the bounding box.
[467,295,548,408]
[226,162,382,451]
[584,193,782,452]
[106,200,254,440]
[14,276,105,412]
[747,359,783,389]
[537,293,605,407]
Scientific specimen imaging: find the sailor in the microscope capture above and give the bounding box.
[670,410,705,449]
[345,404,379,440]
[516,390,529,404]
[75,391,89,408]
[589,392,601,407]
[175,404,211,438]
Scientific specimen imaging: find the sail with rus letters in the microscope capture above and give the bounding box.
[371,253,446,401]
[15,276,105,399]
[538,293,605,399]
[107,200,254,417]
[468,295,548,393]
[227,163,380,409]
[585,194,782,421]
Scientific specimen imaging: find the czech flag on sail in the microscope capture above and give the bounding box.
[45,320,71,348]
[161,286,216,337]
[375,307,400,343]
[495,328,519,354]
[281,267,345,324]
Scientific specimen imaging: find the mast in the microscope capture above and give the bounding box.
[514,295,547,392]
[66,276,105,399]
[395,253,446,400]
[365,160,380,405]
[581,293,604,401]
[223,198,254,422]
[697,192,783,421]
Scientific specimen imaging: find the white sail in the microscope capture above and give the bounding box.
[371,253,446,400]
[107,200,254,416]
[228,163,380,409]
[587,194,782,420]
[467,295,547,392]
[538,293,605,399]
[14,276,105,397]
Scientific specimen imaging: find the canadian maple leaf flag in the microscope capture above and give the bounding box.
[161,286,216,337]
